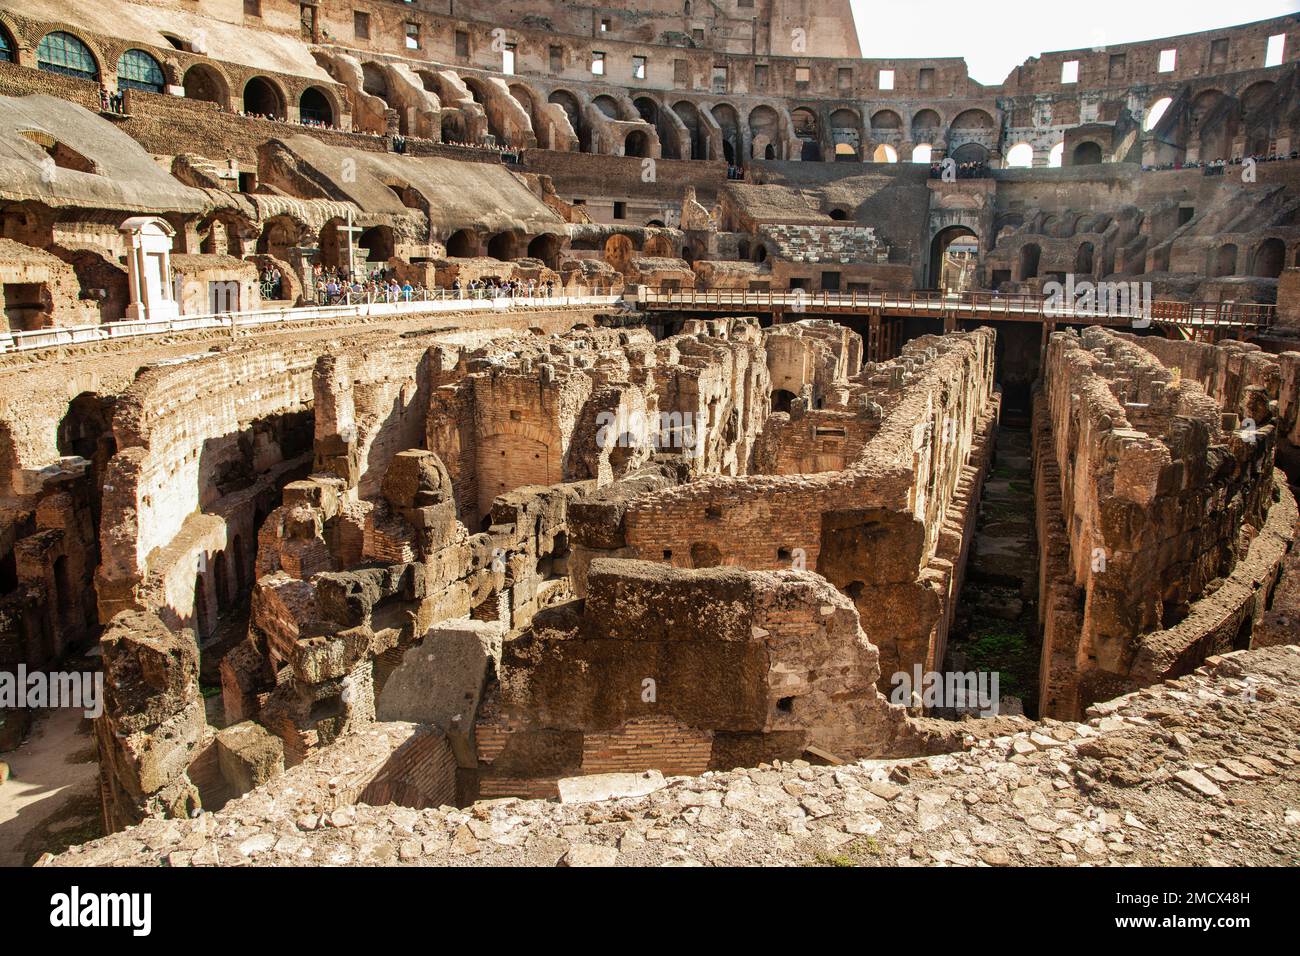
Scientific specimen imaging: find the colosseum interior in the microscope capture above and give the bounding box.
[0,0,1297,879]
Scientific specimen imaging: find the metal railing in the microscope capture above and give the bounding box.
[1,289,618,355]
[635,288,1277,330]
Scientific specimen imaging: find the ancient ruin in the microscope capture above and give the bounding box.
[0,1,1296,873]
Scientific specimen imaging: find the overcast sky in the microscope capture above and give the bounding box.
[851,1,1298,85]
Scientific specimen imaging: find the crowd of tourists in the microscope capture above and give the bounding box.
[450,277,557,298]
[929,160,990,179]
[310,265,428,305]
[1142,150,1299,172]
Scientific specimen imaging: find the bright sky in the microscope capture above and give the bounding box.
[851,1,1298,85]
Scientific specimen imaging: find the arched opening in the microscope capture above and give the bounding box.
[912,143,933,164]
[791,108,820,162]
[772,389,796,413]
[0,25,15,63]
[872,144,898,163]
[358,225,393,263]
[748,105,782,161]
[1075,241,1095,275]
[828,208,849,221]
[243,76,285,119]
[257,215,303,261]
[753,243,768,264]
[446,229,477,258]
[912,109,941,134]
[116,49,165,94]
[527,234,561,269]
[1018,243,1041,281]
[548,90,585,150]
[949,143,988,165]
[690,542,722,568]
[593,95,620,119]
[1144,97,1172,131]
[57,392,115,461]
[624,129,651,158]
[1048,142,1064,167]
[1212,243,1237,277]
[830,108,861,163]
[487,232,516,261]
[300,87,334,126]
[1252,238,1285,278]
[673,101,709,160]
[712,103,742,165]
[36,32,99,81]
[182,64,227,106]
[929,225,979,291]
[1006,142,1034,167]
[1072,141,1103,165]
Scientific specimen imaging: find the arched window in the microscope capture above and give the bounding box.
[1048,142,1064,167]
[1006,143,1034,167]
[0,26,15,62]
[872,144,898,163]
[912,143,932,164]
[37,32,99,81]
[117,49,165,94]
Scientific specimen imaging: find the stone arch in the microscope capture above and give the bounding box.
[35,30,102,82]
[712,103,742,165]
[950,142,988,164]
[487,232,518,260]
[624,128,651,158]
[1006,142,1034,167]
[358,225,394,263]
[830,107,861,161]
[950,109,995,131]
[1251,238,1285,278]
[912,143,933,164]
[673,100,709,160]
[1072,141,1103,165]
[548,89,586,149]
[0,21,15,64]
[870,109,902,131]
[300,86,335,125]
[243,76,287,119]
[748,105,782,160]
[872,144,898,163]
[257,214,307,261]
[912,108,941,134]
[929,225,978,290]
[182,63,229,107]
[1075,241,1096,275]
[593,94,621,119]
[527,234,562,269]
[791,107,820,161]
[446,229,477,257]
[117,49,165,94]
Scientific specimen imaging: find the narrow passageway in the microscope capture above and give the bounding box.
[945,405,1042,717]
